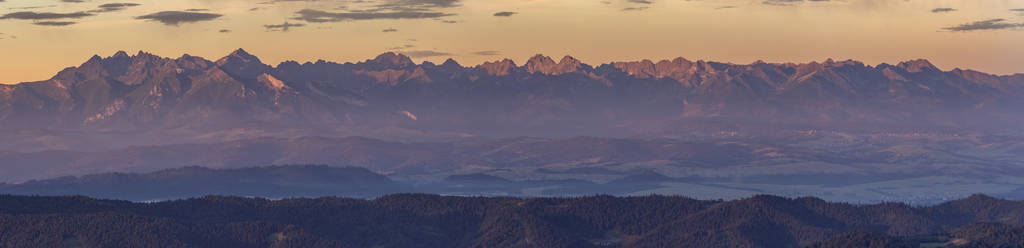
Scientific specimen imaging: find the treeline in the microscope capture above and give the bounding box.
[0,194,1022,247]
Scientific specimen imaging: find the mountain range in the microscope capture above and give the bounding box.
[1,49,1022,151]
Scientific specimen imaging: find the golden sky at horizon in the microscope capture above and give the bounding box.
[1,0,1023,84]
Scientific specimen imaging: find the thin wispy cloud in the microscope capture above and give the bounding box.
[32,21,76,26]
[397,50,452,58]
[293,9,454,23]
[91,3,141,13]
[7,5,58,10]
[0,11,92,20]
[382,28,398,32]
[493,11,516,17]
[264,22,305,32]
[763,0,829,6]
[931,8,956,13]
[473,50,500,56]
[943,19,1024,32]
[135,11,222,26]
[371,0,461,11]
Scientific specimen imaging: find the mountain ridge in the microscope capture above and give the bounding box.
[1,193,1023,247]
[24,49,1024,84]
[1,49,1022,151]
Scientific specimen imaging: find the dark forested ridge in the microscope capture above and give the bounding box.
[0,194,1022,247]
[0,165,410,201]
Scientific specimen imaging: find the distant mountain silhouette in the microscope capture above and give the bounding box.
[0,165,408,200]
[1,50,1022,151]
[0,136,853,183]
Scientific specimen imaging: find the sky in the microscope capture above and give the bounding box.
[0,0,1023,84]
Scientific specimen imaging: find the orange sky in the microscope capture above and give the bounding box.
[1,0,1023,84]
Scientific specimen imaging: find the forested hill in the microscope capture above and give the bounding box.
[1,194,1023,247]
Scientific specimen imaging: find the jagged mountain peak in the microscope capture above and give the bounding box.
[525,54,556,66]
[112,50,130,59]
[369,52,414,67]
[896,59,938,73]
[441,58,461,67]
[216,48,271,80]
[559,55,581,65]
[218,48,263,66]
[524,54,586,75]
[478,58,518,76]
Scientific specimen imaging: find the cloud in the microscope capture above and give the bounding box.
[7,5,58,10]
[763,0,828,6]
[931,8,956,13]
[714,6,737,10]
[473,50,500,56]
[60,0,84,2]
[382,28,398,32]
[942,19,1024,32]
[293,9,454,22]
[493,11,516,17]
[264,22,305,32]
[291,0,460,23]
[398,110,418,120]
[621,7,649,11]
[185,9,209,12]
[32,21,76,26]
[91,3,141,13]
[135,11,222,26]
[371,0,461,12]
[627,0,652,4]
[0,11,93,20]
[396,50,452,58]
[219,29,231,33]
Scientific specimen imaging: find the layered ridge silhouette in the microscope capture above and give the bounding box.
[0,193,1022,247]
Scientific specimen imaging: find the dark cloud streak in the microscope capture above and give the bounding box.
[264,22,305,32]
[943,19,1024,32]
[493,11,516,17]
[135,11,223,26]
[32,21,76,26]
[398,50,453,58]
[473,50,500,56]
[90,3,141,13]
[763,0,829,6]
[0,11,93,20]
[293,9,453,23]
